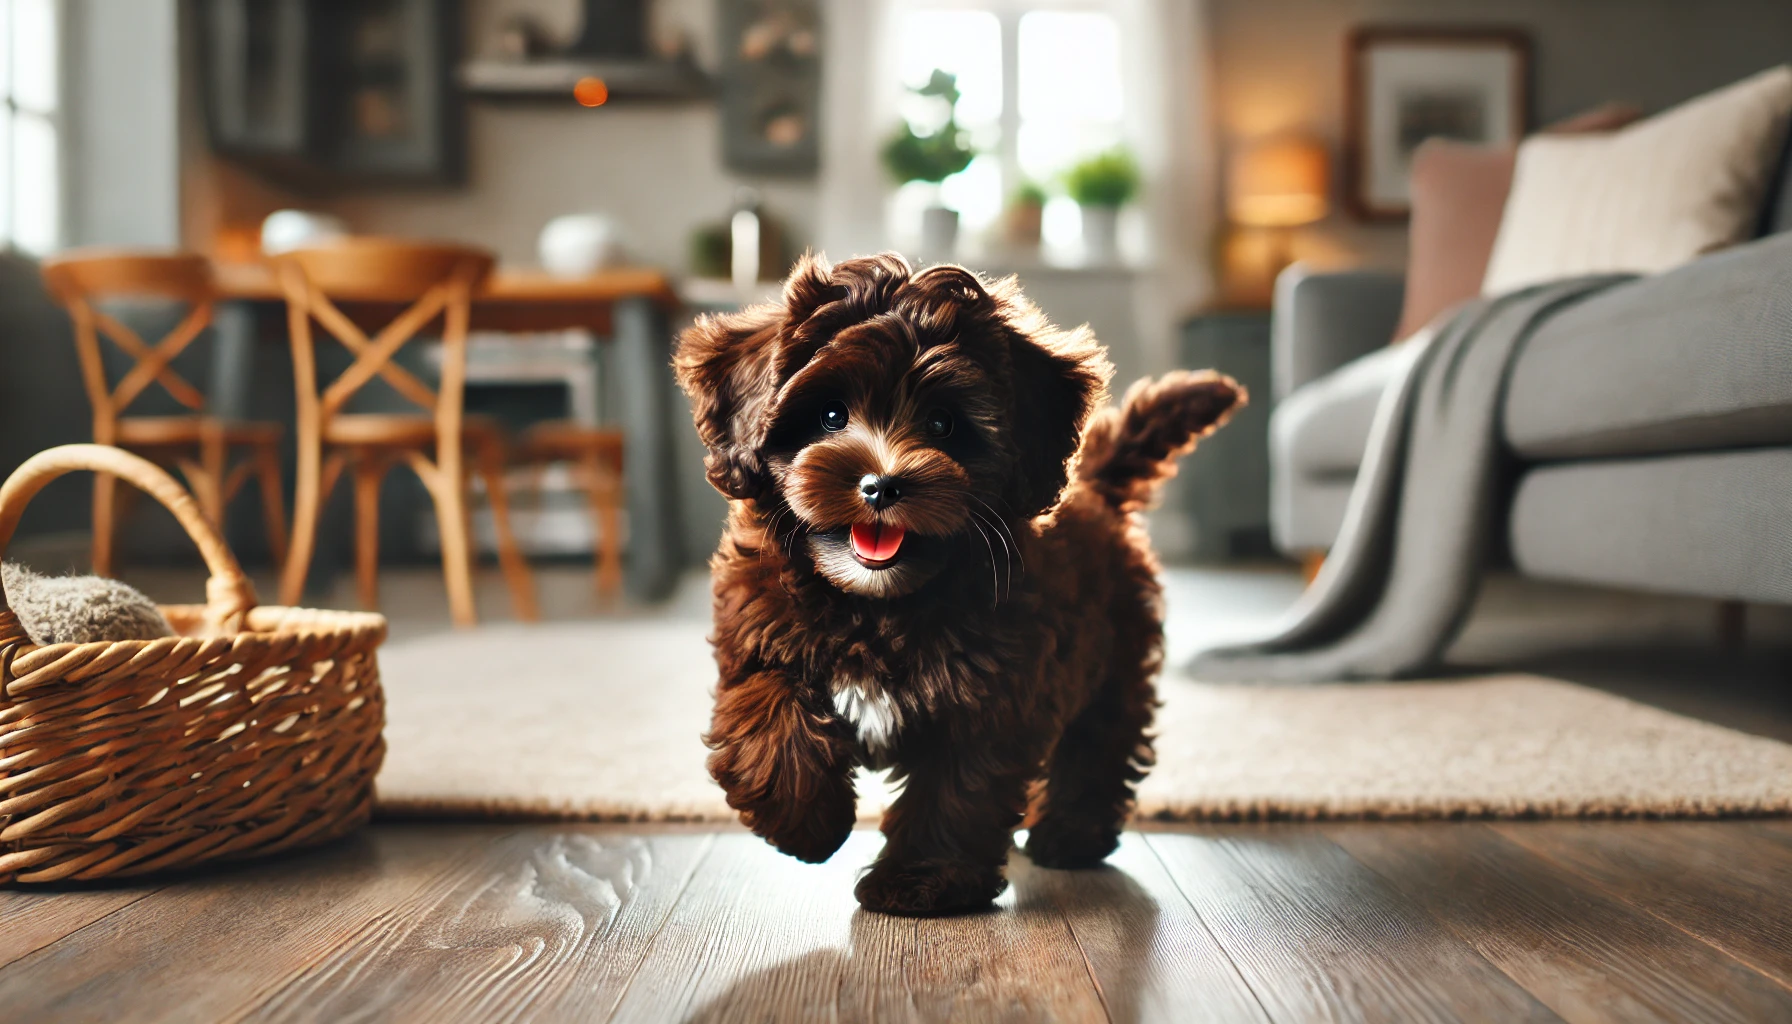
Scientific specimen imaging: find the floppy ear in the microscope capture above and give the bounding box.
[673,254,839,501]
[1006,324,1112,517]
[675,308,780,500]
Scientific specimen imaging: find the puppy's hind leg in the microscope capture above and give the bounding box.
[1024,643,1157,870]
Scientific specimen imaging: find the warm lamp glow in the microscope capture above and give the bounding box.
[573,76,609,107]
[1228,138,1329,227]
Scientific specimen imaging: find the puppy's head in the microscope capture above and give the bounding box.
[676,252,1110,598]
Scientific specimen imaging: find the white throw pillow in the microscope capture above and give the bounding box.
[1482,65,1792,296]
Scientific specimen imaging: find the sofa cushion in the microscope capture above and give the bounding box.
[1392,105,1642,343]
[1484,65,1792,296]
[1275,340,1419,475]
[1392,142,1515,343]
[1504,232,1792,461]
[1511,448,1792,603]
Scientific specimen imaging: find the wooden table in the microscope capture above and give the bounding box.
[208,263,688,602]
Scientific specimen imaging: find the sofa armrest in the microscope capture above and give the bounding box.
[1272,265,1406,400]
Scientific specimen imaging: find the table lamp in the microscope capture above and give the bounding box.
[1227,137,1329,283]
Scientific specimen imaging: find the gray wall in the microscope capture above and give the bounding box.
[1210,0,1792,270]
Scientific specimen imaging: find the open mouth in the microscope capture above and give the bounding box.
[807,521,944,597]
[849,522,907,567]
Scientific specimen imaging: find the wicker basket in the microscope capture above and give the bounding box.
[0,445,388,884]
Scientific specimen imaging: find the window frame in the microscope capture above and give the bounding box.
[889,0,1127,254]
[0,0,64,255]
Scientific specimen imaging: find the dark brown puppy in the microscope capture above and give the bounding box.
[675,252,1242,916]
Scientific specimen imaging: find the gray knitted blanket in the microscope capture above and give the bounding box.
[1189,276,1632,683]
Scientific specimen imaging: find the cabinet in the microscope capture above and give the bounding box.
[198,0,464,188]
[1178,309,1273,562]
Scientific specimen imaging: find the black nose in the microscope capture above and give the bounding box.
[859,473,901,510]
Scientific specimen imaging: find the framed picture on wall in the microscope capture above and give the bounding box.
[1345,26,1530,220]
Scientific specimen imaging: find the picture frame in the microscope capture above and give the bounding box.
[1344,26,1530,220]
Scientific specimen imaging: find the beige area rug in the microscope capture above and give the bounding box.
[373,622,1792,822]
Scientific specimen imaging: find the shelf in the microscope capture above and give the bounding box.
[460,58,713,103]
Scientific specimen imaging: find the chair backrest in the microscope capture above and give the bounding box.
[40,250,217,438]
[273,238,495,429]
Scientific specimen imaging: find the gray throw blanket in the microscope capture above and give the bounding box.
[1189,276,1632,683]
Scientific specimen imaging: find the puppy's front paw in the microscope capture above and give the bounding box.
[1023,819,1119,869]
[854,859,1007,917]
[763,796,855,864]
[708,709,857,864]
[731,769,855,863]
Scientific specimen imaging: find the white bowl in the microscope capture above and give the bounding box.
[539,214,626,277]
[260,210,348,255]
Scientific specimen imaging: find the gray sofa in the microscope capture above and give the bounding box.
[1270,156,1792,605]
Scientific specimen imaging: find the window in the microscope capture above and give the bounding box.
[0,0,59,255]
[1016,10,1124,251]
[891,1,1127,255]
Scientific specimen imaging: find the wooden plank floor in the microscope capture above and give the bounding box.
[3,569,1785,1021]
[4,820,1791,1023]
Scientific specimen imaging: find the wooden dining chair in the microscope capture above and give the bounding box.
[40,250,287,578]
[273,238,538,626]
[517,421,624,598]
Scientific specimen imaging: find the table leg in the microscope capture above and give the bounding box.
[613,296,684,600]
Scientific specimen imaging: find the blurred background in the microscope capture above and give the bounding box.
[1,0,1789,618]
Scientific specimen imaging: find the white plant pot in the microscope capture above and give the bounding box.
[1079,205,1121,266]
[539,214,626,277]
[919,205,960,264]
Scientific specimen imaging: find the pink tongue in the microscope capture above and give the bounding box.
[850,522,906,561]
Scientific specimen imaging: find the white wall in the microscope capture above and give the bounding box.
[64,0,182,247]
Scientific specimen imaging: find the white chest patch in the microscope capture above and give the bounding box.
[831,676,902,752]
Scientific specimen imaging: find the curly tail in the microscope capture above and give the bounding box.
[1071,370,1245,513]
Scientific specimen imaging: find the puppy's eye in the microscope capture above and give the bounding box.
[924,408,954,439]
[820,400,849,433]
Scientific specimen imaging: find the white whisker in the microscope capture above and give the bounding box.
[972,496,1024,577]
[966,515,1000,607]
[967,509,1003,601]
[971,507,1014,601]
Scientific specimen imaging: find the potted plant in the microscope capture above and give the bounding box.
[1064,148,1140,265]
[1005,181,1048,252]
[882,70,976,262]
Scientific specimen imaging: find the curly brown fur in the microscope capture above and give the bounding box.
[676,252,1242,916]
